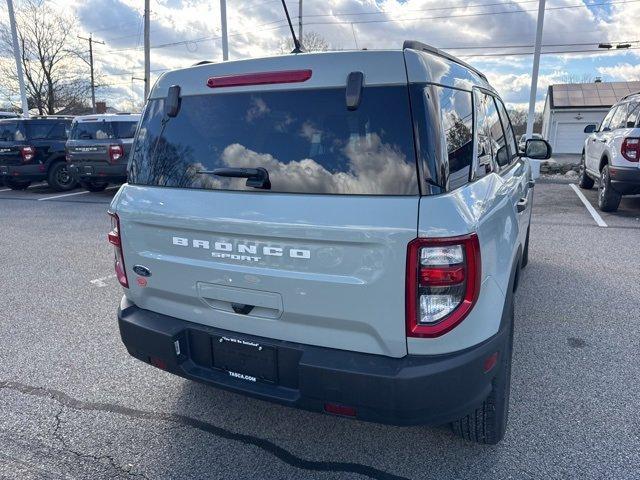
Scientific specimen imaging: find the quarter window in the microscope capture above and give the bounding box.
[626,102,639,128]
[609,104,628,130]
[495,98,518,166]
[475,91,509,175]
[432,86,474,189]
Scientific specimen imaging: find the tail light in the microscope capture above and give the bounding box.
[108,145,124,164]
[20,146,35,163]
[621,138,640,162]
[108,212,129,288]
[207,69,312,88]
[406,234,481,338]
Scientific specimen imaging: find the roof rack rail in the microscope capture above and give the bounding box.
[28,114,75,119]
[402,40,487,81]
[620,90,640,101]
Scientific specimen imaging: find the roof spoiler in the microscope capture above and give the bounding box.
[402,40,487,81]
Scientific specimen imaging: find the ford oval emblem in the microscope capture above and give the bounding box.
[133,265,151,277]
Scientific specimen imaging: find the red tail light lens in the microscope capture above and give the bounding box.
[109,145,124,164]
[108,212,129,288]
[406,234,481,338]
[20,146,35,163]
[621,137,640,162]
[108,145,124,164]
[207,69,312,88]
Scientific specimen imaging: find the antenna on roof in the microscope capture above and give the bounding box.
[280,0,305,53]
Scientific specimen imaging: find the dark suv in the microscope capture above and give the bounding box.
[0,116,75,191]
[66,114,140,191]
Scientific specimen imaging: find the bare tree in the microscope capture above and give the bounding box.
[559,73,594,84]
[279,31,334,54]
[0,0,91,114]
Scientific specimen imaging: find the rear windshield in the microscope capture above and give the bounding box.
[129,86,419,195]
[70,120,138,140]
[0,121,26,142]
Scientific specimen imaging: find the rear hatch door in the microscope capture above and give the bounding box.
[113,52,419,357]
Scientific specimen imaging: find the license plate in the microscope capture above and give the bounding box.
[212,336,277,383]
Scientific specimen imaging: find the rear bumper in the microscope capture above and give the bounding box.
[610,165,640,195]
[69,162,126,183]
[118,297,509,426]
[0,163,46,181]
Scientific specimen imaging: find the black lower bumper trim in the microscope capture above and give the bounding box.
[610,165,640,194]
[118,298,508,426]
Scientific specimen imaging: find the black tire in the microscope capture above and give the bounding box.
[5,178,31,190]
[578,151,594,189]
[521,227,530,269]
[81,181,108,192]
[451,300,514,444]
[47,161,77,191]
[598,165,621,212]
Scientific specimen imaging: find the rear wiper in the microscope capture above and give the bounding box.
[197,167,271,190]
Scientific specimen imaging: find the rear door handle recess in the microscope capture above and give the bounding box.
[516,198,528,213]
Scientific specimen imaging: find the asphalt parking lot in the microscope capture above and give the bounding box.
[1,180,639,480]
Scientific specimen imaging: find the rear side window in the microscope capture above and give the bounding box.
[626,102,639,128]
[129,87,419,195]
[610,104,628,130]
[436,86,474,190]
[113,121,138,139]
[0,121,26,141]
[495,98,518,165]
[70,121,116,140]
[475,91,507,175]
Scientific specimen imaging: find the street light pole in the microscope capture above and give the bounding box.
[220,0,229,61]
[525,0,546,139]
[144,0,151,100]
[298,0,303,40]
[78,34,105,114]
[6,0,29,118]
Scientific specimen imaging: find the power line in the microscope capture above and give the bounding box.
[98,0,640,54]
[457,46,640,57]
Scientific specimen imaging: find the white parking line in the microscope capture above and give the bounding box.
[569,183,608,228]
[90,274,117,287]
[37,190,90,201]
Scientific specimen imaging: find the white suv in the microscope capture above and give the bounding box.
[579,92,640,211]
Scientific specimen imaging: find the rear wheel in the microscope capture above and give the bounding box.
[47,162,77,191]
[5,178,31,190]
[81,181,108,192]
[578,151,594,189]
[450,300,513,444]
[598,165,621,212]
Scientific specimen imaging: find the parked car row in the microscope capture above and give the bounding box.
[0,113,139,192]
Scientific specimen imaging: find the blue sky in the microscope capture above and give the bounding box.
[4,0,640,110]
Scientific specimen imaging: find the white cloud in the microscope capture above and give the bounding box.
[597,63,640,81]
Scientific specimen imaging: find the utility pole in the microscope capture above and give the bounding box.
[526,0,546,139]
[298,0,303,40]
[6,0,29,118]
[78,34,105,113]
[220,0,228,61]
[144,0,151,100]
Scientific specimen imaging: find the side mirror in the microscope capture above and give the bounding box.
[524,138,552,160]
[165,85,181,118]
[583,124,597,134]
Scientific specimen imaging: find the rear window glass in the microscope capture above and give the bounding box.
[70,121,116,140]
[0,121,26,142]
[129,87,419,195]
[113,121,138,139]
